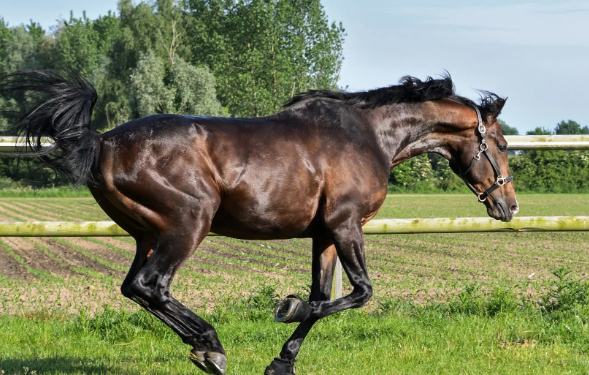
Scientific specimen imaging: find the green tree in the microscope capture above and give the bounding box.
[527,127,552,135]
[184,0,345,117]
[389,154,435,190]
[498,119,518,135]
[555,120,589,135]
[130,51,175,116]
[510,150,589,192]
[0,19,10,71]
[26,20,45,47]
[55,12,105,76]
[511,120,589,192]
[0,26,40,73]
[171,58,225,116]
[130,51,224,117]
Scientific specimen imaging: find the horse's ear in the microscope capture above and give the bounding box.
[490,97,507,122]
[484,97,507,123]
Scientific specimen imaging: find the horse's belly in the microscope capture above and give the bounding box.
[210,196,318,240]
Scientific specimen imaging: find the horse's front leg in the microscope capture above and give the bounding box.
[265,235,336,375]
[266,218,372,375]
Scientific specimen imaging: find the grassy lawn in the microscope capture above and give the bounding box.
[0,194,588,374]
[2,280,589,375]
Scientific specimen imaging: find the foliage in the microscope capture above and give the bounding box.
[498,118,519,135]
[389,154,434,188]
[509,149,589,193]
[130,51,224,117]
[555,120,589,135]
[526,127,552,135]
[184,0,345,117]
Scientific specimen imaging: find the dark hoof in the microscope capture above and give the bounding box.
[190,351,212,374]
[205,352,227,375]
[264,357,296,375]
[275,295,310,323]
[190,351,227,375]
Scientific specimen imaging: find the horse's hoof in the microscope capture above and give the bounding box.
[190,351,226,375]
[189,351,212,374]
[204,352,227,375]
[275,295,310,323]
[264,357,296,375]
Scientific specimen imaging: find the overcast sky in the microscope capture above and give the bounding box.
[2,0,588,133]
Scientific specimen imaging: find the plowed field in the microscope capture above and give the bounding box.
[1,195,588,315]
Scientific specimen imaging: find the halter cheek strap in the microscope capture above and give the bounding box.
[457,106,514,202]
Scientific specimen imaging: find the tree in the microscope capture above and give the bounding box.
[527,127,552,135]
[509,150,589,192]
[498,119,518,135]
[389,154,435,190]
[130,51,224,117]
[171,58,225,116]
[184,0,345,117]
[0,26,40,73]
[555,120,589,135]
[54,12,102,76]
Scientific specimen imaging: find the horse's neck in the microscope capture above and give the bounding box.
[366,101,468,169]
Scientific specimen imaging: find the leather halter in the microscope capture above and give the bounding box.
[457,106,514,202]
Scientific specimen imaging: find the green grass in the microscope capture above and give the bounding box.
[376,193,589,218]
[0,194,588,374]
[0,186,92,198]
[2,274,589,375]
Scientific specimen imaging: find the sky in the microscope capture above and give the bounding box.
[2,0,588,133]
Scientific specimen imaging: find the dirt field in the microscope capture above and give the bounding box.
[0,195,588,315]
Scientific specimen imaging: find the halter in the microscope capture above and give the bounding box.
[457,106,514,203]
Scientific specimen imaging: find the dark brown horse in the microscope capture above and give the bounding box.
[0,71,517,375]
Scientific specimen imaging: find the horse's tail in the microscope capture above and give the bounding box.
[0,70,100,186]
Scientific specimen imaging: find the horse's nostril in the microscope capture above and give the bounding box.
[510,205,519,215]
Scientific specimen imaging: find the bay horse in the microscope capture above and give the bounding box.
[0,71,518,375]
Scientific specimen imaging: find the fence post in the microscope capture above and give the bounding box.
[331,257,342,299]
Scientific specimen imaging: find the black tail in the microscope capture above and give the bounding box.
[0,70,99,186]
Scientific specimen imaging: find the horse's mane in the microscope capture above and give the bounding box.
[284,73,505,120]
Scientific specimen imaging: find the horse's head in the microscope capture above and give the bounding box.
[447,96,518,222]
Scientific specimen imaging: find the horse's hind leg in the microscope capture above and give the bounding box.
[265,236,337,375]
[120,213,227,375]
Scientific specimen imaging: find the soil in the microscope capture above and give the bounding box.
[2,237,78,278]
[32,238,121,277]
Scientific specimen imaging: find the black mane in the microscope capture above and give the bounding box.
[284,73,505,120]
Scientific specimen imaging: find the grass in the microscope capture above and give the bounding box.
[2,273,589,375]
[0,194,588,374]
[0,186,92,198]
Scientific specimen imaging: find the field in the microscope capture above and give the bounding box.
[1,194,589,374]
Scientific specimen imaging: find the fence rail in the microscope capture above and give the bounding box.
[504,135,589,150]
[0,216,587,237]
[1,135,589,152]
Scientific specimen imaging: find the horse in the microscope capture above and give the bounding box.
[0,70,518,375]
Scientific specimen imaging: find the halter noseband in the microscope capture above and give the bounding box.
[457,106,514,203]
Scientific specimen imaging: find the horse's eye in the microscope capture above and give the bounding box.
[498,144,507,153]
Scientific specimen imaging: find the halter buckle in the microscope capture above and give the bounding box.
[477,193,487,203]
[478,125,486,134]
[497,176,506,186]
